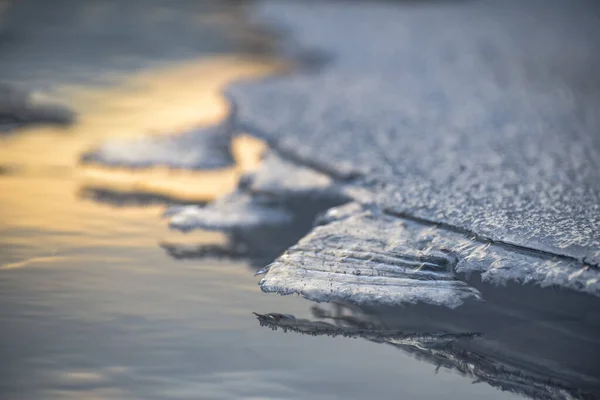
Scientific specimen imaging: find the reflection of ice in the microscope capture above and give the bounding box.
[230,0,600,288]
[165,150,348,231]
[255,301,600,400]
[260,204,482,308]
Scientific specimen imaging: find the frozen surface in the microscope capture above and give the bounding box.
[241,151,340,198]
[260,205,482,308]
[80,0,600,308]
[168,191,292,232]
[82,123,234,170]
[165,150,346,233]
[229,0,600,266]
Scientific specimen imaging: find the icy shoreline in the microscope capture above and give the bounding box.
[84,0,600,308]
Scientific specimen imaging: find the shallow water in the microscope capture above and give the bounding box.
[0,1,586,399]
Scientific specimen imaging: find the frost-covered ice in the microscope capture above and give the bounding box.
[260,205,482,308]
[168,191,292,232]
[79,0,600,308]
[254,303,600,400]
[254,312,479,344]
[259,203,600,307]
[241,151,340,198]
[229,0,600,266]
[82,123,234,170]
[201,0,600,306]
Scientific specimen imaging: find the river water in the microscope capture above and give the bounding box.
[0,1,540,399]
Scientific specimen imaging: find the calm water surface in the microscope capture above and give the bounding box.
[0,1,522,399]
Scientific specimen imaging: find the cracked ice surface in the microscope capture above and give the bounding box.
[165,150,346,232]
[260,204,600,306]
[228,0,600,266]
[257,204,483,308]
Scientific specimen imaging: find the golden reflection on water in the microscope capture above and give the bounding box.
[0,56,279,265]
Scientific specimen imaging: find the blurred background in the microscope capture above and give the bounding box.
[0,1,597,400]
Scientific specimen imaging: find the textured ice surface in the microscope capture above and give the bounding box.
[229,0,600,266]
[260,203,600,306]
[240,151,340,198]
[260,205,482,308]
[82,123,234,170]
[165,150,346,232]
[77,0,600,308]
[168,191,292,232]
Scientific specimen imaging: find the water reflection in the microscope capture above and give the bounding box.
[253,281,600,399]
[79,187,208,208]
[0,58,278,265]
[160,196,345,269]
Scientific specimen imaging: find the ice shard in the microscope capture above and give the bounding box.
[81,122,235,170]
[168,191,292,233]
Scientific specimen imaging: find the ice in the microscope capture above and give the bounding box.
[254,312,480,344]
[81,123,234,170]
[168,191,292,232]
[228,0,600,266]
[260,203,600,306]
[259,205,481,308]
[0,84,74,131]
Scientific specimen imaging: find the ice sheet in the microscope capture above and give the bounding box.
[81,123,234,170]
[228,0,600,266]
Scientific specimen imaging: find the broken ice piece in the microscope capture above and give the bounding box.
[259,205,482,308]
[168,191,292,232]
[81,123,234,170]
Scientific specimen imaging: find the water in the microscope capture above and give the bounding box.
[0,1,590,399]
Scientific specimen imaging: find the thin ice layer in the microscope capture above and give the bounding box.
[165,150,345,232]
[229,0,600,265]
[260,204,600,307]
[168,191,291,232]
[81,123,234,170]
[260,205,482,308]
